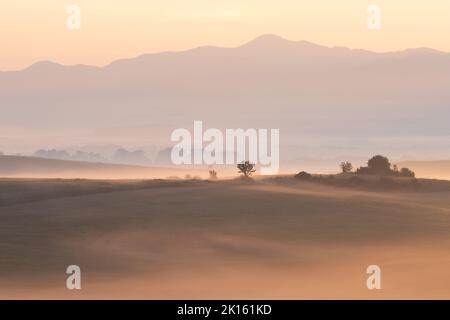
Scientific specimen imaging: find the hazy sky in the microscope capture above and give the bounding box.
[1,0,450,70]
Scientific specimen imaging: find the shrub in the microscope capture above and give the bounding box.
[209,169,218,180]
[295,171,313,180]
[400,167,415,178]
[356,166,372,175]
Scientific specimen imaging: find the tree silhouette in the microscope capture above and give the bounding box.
[400,167,415,178]
[367,155,391,173]
[356,155,416,178]
[340,161,353,173]
[295,171,312,180]
[237,161,256,178]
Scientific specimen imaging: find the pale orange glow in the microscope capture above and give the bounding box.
[1,0,450,70]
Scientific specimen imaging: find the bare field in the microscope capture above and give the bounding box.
[0,177,449,299]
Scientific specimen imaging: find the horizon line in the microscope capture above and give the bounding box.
[2,33,449,73]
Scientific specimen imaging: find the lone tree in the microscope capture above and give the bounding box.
[367,155,391,174]
[340,161,353,173]
[237,161,256,178]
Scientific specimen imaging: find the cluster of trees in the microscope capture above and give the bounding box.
[340,155,415,178]
[211,156,415,181]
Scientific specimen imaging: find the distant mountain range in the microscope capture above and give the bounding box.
[1,34,449,164]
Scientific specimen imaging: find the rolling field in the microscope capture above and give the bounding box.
[0,177,449,299]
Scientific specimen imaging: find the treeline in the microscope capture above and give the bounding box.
[341,155,415,178]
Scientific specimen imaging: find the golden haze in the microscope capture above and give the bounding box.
[1,0,450,70]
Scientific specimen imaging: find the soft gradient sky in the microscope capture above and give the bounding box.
[1,0,450,70]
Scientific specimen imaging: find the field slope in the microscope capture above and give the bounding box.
[0,177,449,299]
